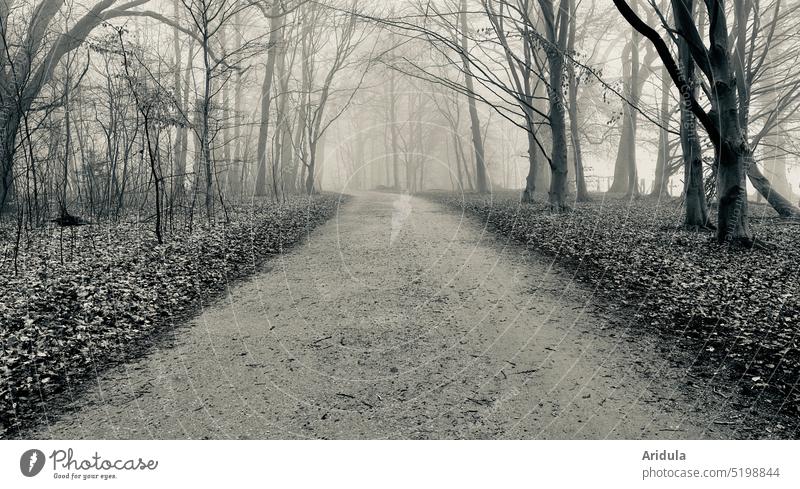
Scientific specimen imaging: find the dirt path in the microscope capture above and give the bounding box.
[26,192,744,439]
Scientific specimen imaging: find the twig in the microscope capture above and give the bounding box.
[311,335,333,345]
[713,388,731,399]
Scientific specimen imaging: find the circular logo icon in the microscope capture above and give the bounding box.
[20,449,45,477]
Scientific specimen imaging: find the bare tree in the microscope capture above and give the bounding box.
[296,0,370,195]
[0,0,158,213]
[613,0,755,244]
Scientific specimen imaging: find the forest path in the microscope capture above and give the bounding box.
[27,191,741,439]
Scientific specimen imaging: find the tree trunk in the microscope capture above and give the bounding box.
[201,35,214,221]
[567,80,589,202]
[747,163,800,217]
[254,2,283,197]
[305,143,316,195]
[650,66,671,198]
[522,64,548,201]
[271,28,289,200]
[674,0,709,228]
[460,0,488,193]
[0,109,20,212]
[611,0,753,244]
[763,128,796,201]
[450,131,464,191]
[388,68,400,189]
[609,41,633,194]
[171,0,185,202]
[729,0,800,219]
[220,26,231,196]
[567,0,589,202]
[231,14,243,199]
[521,117,539,203]
[547,60,570,210]
[543,0,570,210]
[712,79,752,244]
[625,27,640,198]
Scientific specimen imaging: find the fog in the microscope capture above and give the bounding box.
[4,0,800,443]
[2,0,799,219]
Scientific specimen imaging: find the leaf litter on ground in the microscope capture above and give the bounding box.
[0,195,343,437]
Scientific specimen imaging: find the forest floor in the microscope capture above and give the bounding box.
[11,191,782,439]
[0,196,341,437]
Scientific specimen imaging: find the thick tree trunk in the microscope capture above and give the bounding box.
[610,22,655,197]
[716,142,752,243]
[713,79,752,244]
[610,0,752,244]
[547,53,569,210]
[609,42,633,194]
[674,1,709,228]
[609,121,631,193]
[683,137,708,229]
[542,0,570,211]
[609,36,641,198]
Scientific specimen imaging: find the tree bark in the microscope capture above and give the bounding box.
[522,85,548,201]
[541,0,570,210]
[613,0,753,245]
[388,68,400,189]
[460,0,488,193]
[567,0,590,202]
[0,109,20,211]
[674,0,709,228]
[608,41,633,194]
[521,127,540,203]
[201,33,214,221]
[231,12,243,198]
[708,46,752,243]
[747,163,800,217]
[625,24,640,198]
[762,127,796,201]
[171,0,185,202]
[254,2,283,196]
[650,65,671,198]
